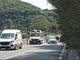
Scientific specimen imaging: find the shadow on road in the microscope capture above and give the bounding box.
[31,44,64,51]
[0,48,19,51]
[7,51,61,60]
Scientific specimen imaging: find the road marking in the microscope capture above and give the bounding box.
[59,44,66,60]
[4,48,36,60]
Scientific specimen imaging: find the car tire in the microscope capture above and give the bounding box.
[19,44,22,49]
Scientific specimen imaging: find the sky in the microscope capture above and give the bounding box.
[21,0,55,10]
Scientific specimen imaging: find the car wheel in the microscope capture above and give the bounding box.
[19,44,22,49]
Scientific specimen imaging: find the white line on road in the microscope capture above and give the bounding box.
[59,44,66,60]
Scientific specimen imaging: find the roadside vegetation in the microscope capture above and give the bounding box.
[48,0,80,54]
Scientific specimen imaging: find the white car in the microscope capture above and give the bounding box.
[48,36,57,44]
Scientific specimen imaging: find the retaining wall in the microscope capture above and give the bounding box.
[68,49,79,60]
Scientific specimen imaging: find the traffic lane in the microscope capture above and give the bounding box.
[7,44,65,60]
[7,51,61,60]
[0,45,35,59]
[31,44,65,51]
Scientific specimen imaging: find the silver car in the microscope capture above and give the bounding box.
[48,36,57,44]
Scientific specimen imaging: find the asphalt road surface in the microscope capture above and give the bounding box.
[0,42,65,60]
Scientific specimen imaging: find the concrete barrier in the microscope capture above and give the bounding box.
[68,49,79,60]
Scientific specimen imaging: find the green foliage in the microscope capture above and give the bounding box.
[0,0,58,34]
[29,15,50,31]
[22,35,29,39]
[48,0,80,49]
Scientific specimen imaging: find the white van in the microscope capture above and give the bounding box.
[0,29,22,50]
[30,30,43,44]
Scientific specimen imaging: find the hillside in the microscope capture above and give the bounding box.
[0,0,58,34]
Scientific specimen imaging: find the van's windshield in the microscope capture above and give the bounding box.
[1,33,14,39]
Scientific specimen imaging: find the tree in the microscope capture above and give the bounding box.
[48,0,80,49]
[29,15,50,31]
[0,0,58,34]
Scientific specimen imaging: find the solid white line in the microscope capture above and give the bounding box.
[59,44,66,60]
[4,48,36,60]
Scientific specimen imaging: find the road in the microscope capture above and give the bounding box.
[0,42,65,60]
